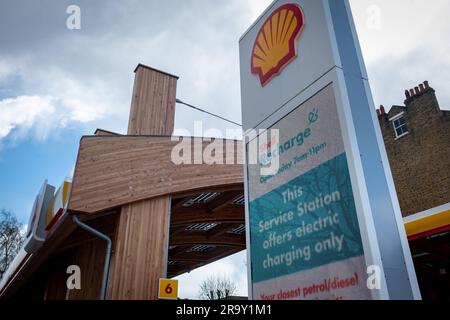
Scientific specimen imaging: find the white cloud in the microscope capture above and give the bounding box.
[43,72,118,124]
[0,95,55,140]
[0,0,449,146]
[349,0,450,110]
[0,57,129,143]
[0,0,278,144]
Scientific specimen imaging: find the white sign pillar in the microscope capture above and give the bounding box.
[240,0,420,300]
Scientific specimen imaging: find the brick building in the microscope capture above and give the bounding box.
[377,81,450,217]
[377,81,450,300]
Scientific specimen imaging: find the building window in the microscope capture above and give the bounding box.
[391,114,409,139]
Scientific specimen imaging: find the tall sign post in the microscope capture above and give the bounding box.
[240,0,421,300]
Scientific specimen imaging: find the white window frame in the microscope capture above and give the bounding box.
[389,112,409,140]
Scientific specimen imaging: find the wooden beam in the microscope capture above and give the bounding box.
[169,247,238,262]
[170,190,243,214]
[207,223,239,239]
[207,191,243,213]
[171,205,244,226]
[170,223,238,242]
[169,220,238,239]
[170,253,214,263]
[56,213,119,253]
[169,225,187,238]
[171,196,190,212]
[169,245,192,258]
[169,232,245,247]
[68,136,243,213]
[172,184,243,200]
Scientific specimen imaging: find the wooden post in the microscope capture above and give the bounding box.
[127,64,178,136]
[108,65,178,299]
[108,198,170,299]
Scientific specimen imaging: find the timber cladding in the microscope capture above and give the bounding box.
[128,65,178,136]
[68,135,243,213]
[108,197,170,300]
[65,238,106,300]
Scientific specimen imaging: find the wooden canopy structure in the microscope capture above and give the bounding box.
[0,64,245,300]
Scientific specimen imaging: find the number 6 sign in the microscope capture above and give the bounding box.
[158,279,178,300]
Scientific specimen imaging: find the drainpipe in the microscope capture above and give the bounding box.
[72,214,112,300]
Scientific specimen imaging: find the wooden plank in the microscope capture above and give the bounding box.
[42,253,71,300]
[171,184,243,200]
[127,65,178,136]
[206,191,243,212]
[107,196,170,300]
[171,196,190,212]
[56,212,118,253]
[207,223,239,239]
[68,136,243,213]
[169,232,245,247]
[169,247,238,263]
[169,245,192,258]
[44,213,119,300]
[171,204,244,226]
[66,239,106,300]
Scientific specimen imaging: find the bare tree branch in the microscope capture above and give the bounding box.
[0,209,24,280]
[198,275,237,300]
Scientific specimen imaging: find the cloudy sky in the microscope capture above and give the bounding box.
[1,0,449,298]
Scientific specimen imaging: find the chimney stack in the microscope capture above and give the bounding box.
[419,83,425,92]
[404,81,432,104]
[405,90,411,99]
[377,105,387,119]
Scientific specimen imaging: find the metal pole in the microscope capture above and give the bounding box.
[176,98,242,127]
[72,214,112,300]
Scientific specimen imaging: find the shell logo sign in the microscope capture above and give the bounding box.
[251,3,305,86]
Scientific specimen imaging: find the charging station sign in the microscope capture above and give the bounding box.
[240,0,420,300]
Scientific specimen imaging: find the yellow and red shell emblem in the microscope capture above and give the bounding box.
[251,3,305,86]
